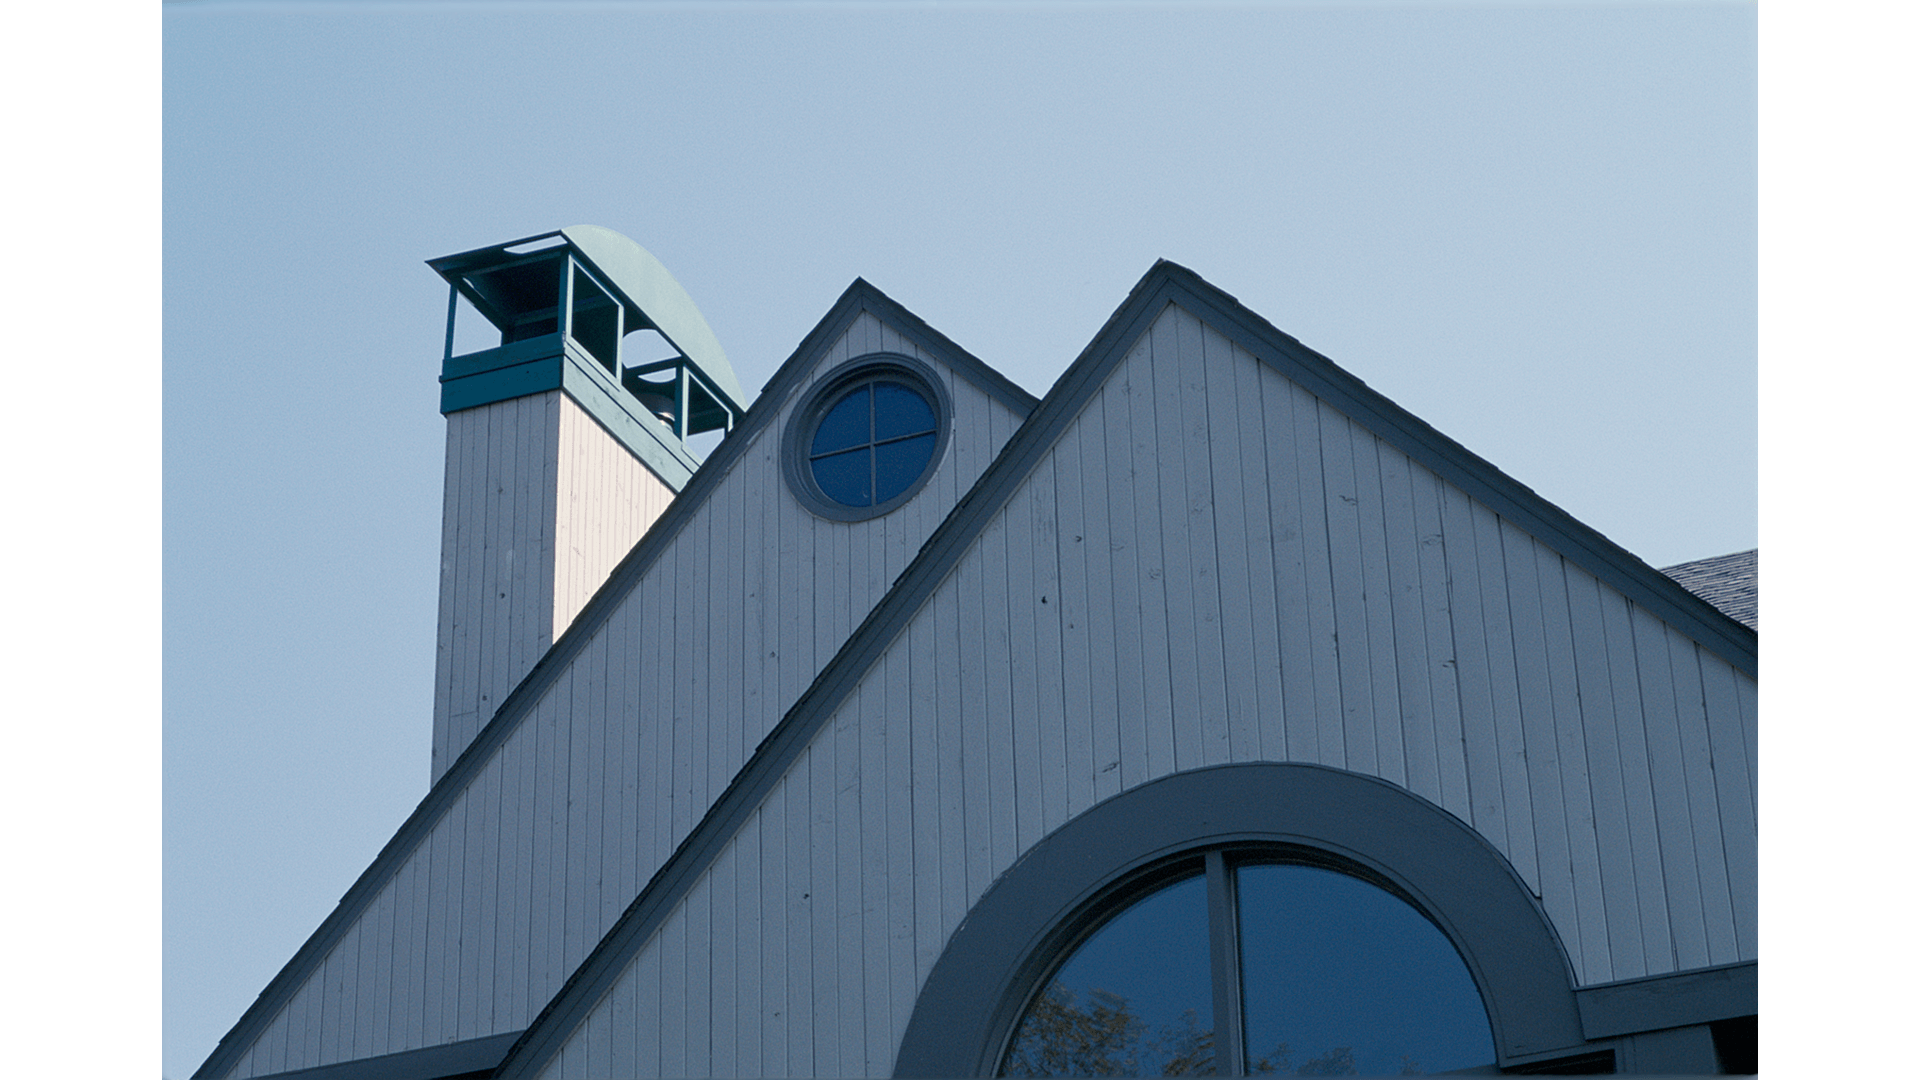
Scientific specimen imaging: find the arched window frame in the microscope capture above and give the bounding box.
[894,763,1589,1077]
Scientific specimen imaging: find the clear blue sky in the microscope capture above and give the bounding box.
[160,3,1764,1077]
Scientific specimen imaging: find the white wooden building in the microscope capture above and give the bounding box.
[195,227,1756,1079]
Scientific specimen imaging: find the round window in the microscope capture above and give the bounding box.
[783,355,951,521]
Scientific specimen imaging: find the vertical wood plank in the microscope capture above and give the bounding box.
[398,838,425,1050]
[933,585,969,941]
[1353,428,1406,786]
[957,550,993,901]
[1263,373,1315,763]
[1035,444,1078,828]
[906,619,944,985]
[1378,441,1439,804]
[421,794,450,1044]
[1052,420,1098,814]
[1102,355,1151,790]
[762,775,790,1079]
[1409,465,1469,821]
[545,683,573,1010]
[1734,671,1756,809]
[884,647,919,1072]
[1321,407,1377,777]
[1533,544,1610,983]
[1597,584,1674,974]
[709,842,738,1080]
[1292,384,1345,770]
[1470,505,1538,891]
[736,810,764,1077]
[1501,522,1578,960]
[489,735,519,1030]
[432,413,464,780]
[1006,482,1045,855]
[1164,306,1228,770]
[510,725,537,1029]
[854,682,888,1077]
[1697,653,1757,961]
[1563,565,1646,981]
[809,730,840,1079]
[1667,632,1739,968]
[364,838,392,1055]
[1629,603,1709,971]
[1129,316,1177,783]
[1437,483,1509,869]
[657,901,688,1079]
[324,929,349,1064]
[982,510,1019,875]
[1212,331,1270,765]
[632,935,662,1078]
[1144,307,1205,768]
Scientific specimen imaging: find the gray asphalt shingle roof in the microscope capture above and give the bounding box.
[1660,549,1757,631]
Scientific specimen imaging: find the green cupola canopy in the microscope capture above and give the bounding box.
[428,226,747,458]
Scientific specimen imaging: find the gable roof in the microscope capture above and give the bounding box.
[490,258,1757,1076]
[193,279,1036,1080]
[1661,549,1757,631]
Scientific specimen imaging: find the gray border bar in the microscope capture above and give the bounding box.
[1576,961,1758,1040]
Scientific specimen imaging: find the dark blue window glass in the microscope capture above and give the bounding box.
[1003,874,1214,1077]
[875,433,937,504]
[873,380,937,441]
[1000,857,1493,1076]
[810,447,871,507]
[812,386,871,457]
[1237,865,1493,1076]
[808,379,938,509]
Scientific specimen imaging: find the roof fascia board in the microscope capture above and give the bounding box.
[193,278,1026,1080]
[234,1031,521,1080]
[843,278,1041,417]
[496,260,1754,1076]
[1146,262,1756,677]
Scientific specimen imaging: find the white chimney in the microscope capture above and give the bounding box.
[422,226,747,782]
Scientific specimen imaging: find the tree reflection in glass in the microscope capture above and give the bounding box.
[1002,874,1215,1077]
[998,857,1496,1077]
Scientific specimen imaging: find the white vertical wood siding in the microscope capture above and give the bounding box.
[220,313,1027,1078]
[533,302,1757,1079]
[431,392,675,784]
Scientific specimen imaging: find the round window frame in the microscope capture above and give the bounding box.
[781,354,954,522]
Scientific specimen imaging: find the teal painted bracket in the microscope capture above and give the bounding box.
[440,335,698,490]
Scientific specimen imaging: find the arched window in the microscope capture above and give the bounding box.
[895,764,1589,1078]
[999,849,1494,1076]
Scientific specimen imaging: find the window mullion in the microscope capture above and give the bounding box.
[1205,850,1246,1077]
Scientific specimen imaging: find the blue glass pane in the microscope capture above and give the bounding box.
[1236,865,1493,1076]
[872,380,936,441]
[811,447,871,507]
[1003,874,1215,1077]
[812,385,870,456]
[874,433,935,505]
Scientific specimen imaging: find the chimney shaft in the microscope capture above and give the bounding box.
[424,227,745,781]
